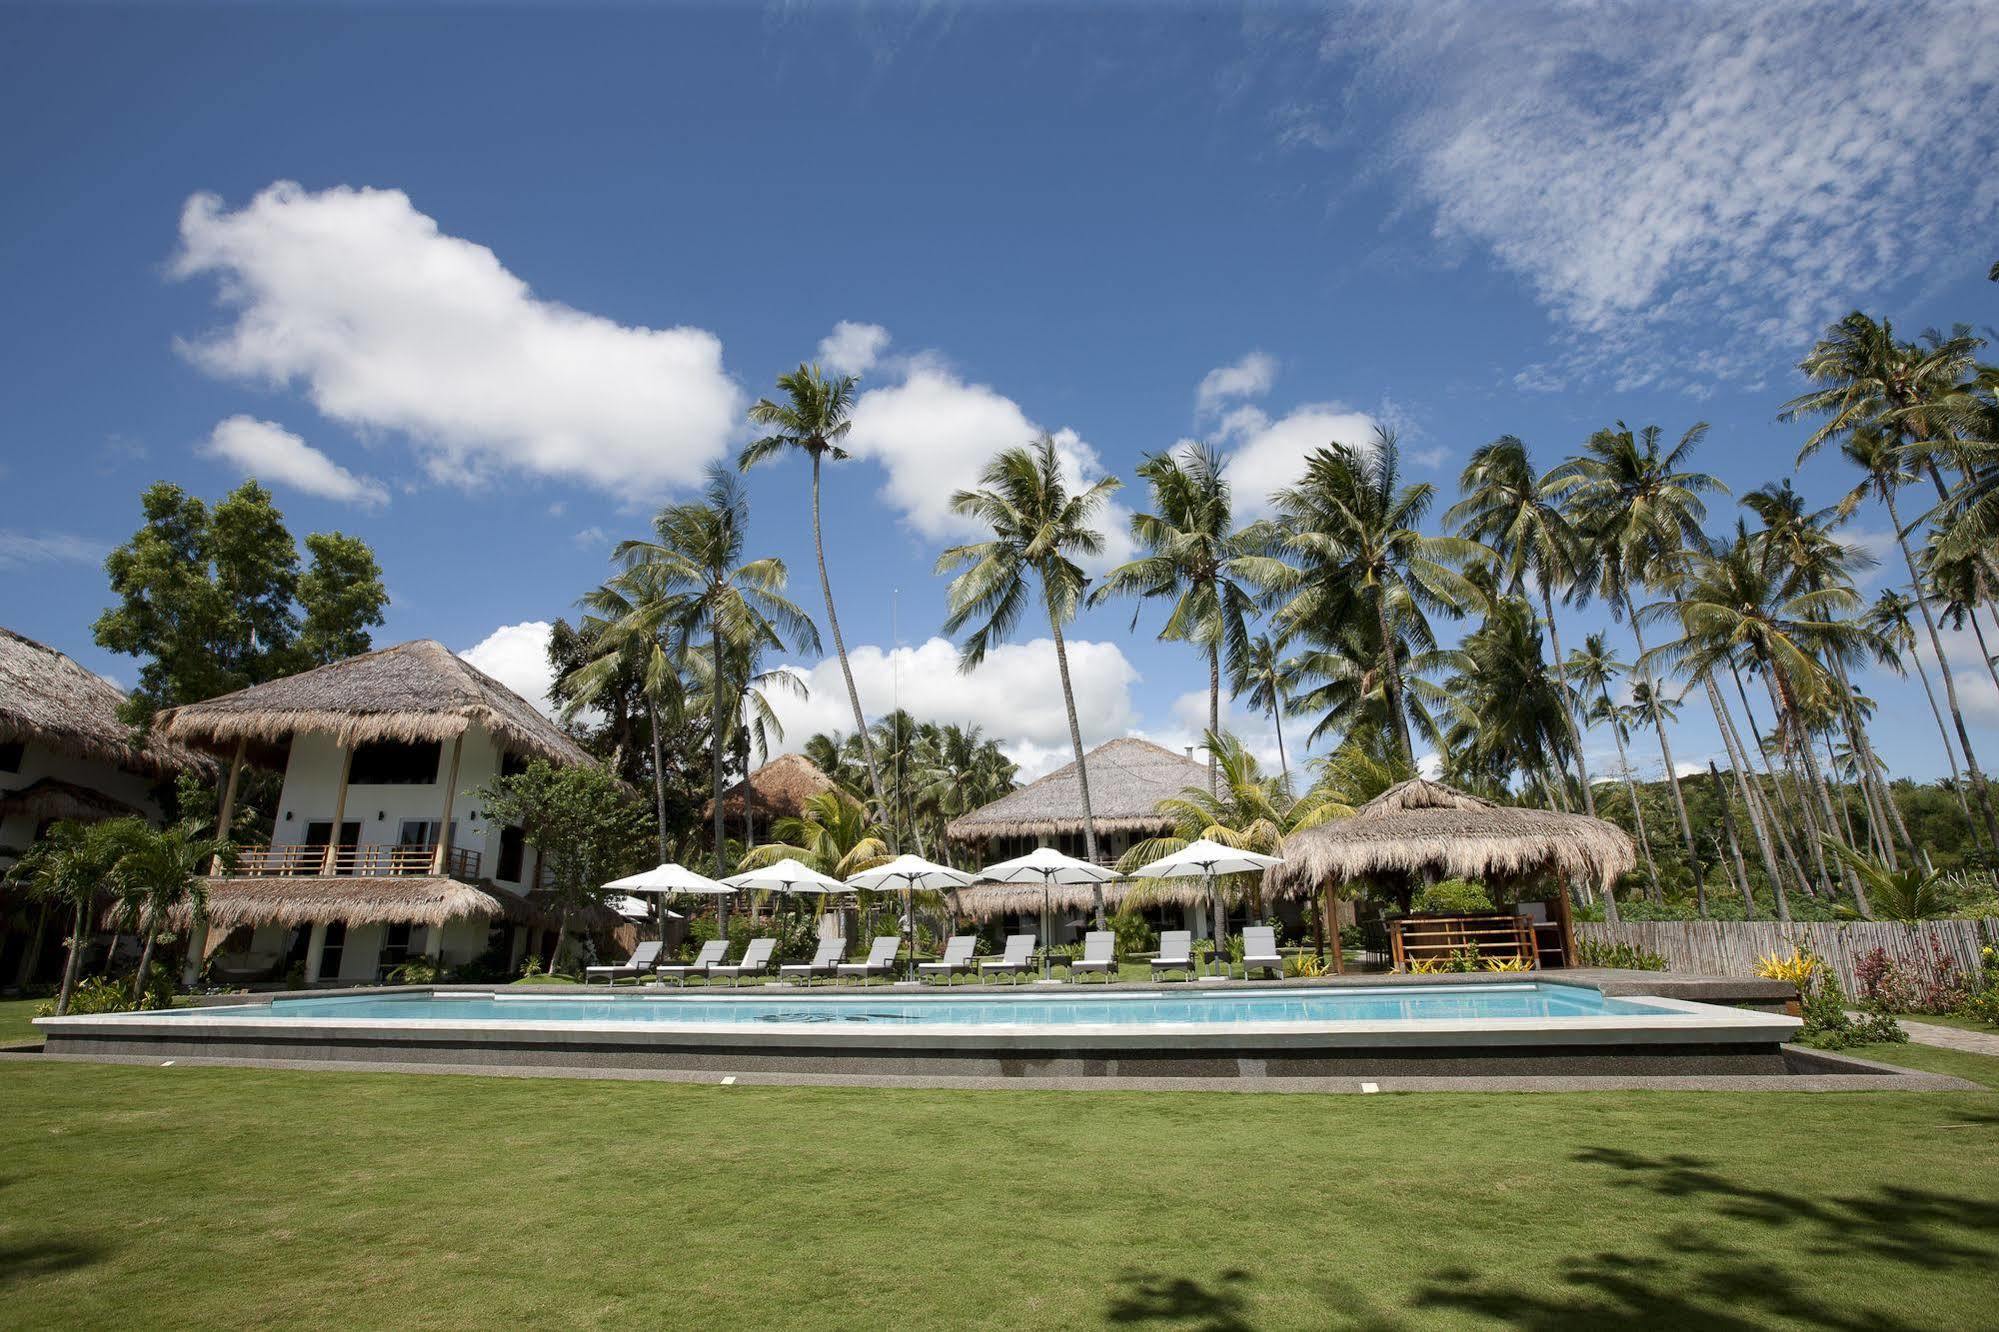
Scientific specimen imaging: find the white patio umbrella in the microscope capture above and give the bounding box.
[603,863,733,937]
[719,857,849,894]
[845,854,978,981]
[1128,838,1283,979]
[974,847,1124,981]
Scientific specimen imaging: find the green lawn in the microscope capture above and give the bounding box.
[0,996,46,1047]
[1891,1010,1999,1036]
[2,1042,1996,1328]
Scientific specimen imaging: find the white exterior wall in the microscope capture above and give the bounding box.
[0,740,165,864]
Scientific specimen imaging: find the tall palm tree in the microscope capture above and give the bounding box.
[742,365,890,840]
[1836,428,1999,849]
[1863,589,1973,826]
[1092,444,1278,794]
[590,466,820,913]
[1553,422,1725,864]
[683,636,806,848]
[1782,313,1984,488]
[562,589,685,864]
[1234,632,1295,794]
[1569,632,1655,909]
[938,434,1121,922]
[1439,596,1575,802]
[1264,430,1483,764]
[1447,436,1598,814]
[3,819,131,1015]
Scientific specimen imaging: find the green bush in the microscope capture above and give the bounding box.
[1107,911,1157,959]
[1576,939,1669,971]
[38,970,173,1016]
[1412,878,1492,914]
[386,957,444,985]
[1797,960,1906,1051]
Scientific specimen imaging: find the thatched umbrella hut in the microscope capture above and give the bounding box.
[1272,779,1635,969]
[703,752,851,844]
[945,738,1206,867]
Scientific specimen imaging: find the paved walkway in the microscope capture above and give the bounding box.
[1898,1019,1999,1057]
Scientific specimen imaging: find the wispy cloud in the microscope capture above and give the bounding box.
[0,530,104,571]
[199,415,389,507]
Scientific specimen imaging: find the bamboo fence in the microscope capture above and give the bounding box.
[1577,918,1998,995]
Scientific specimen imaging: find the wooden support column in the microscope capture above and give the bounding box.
[304,921,329,983]
[321,742,352,876]
[180,919,209,988]
[431,734,465,875]
[209,739,247,873]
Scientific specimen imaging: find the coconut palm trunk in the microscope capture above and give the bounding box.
[1623,595,1697,862]
[812,450,892,845]
[1540,584,1595,816]
[1768,672,1869,915]
[1706,678,1793,921]
[1048,612,1105,928]
[1731,667,1825,896]
[1270,693,1292,798]
[58,898,87,1015]
[648,696,670,863]
[1829,654,1912,861]
[711,628,730,936]
[131,912,156,1005]
[1708,760,1756,917]
[1208,646,1221,798]
[1907,640,1976,830]
[1761,674,1841,900]
[1885,489,1999,850]
[1600,686,1657,905]
[1375,592,1415,765]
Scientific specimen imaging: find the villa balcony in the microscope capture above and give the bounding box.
[225,843,484,882]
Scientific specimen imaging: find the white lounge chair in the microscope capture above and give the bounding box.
[707,937,776,987]
[978,934,1036,984]
[779,937,846,985]
[836,935,902,984]
[1151,930,1196,981]
[918,935,977,984]
[583,940,662,985]
[656,939,728,987]
[1241,926,1283,980]
[1070,930,1117,983]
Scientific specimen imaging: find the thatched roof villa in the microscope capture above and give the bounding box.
[946,737,1205,864]
[705,752,850,838]
[152,639,598,985]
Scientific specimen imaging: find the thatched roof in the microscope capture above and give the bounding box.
[0,627,216,780]
[1271,778,1635,896]
[0,777,143,824]
[705,752,850,823]
[952,880,1133,922]
[945,738,1204,842]
[169,876,550,931]
[153,639,591,767]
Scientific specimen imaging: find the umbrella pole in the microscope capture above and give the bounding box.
[904,882,914,983]
[1042,877,1052,982]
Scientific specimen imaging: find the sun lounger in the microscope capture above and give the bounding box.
[1151,930,1196,980]
[1070,930,1117,982]
[707,937,776,987]
[583,940,662,985]
[835,935,902,984]
[655,939,728,987]
[978,933,1036,984]
[778,937,846,985]
[917,935,976,984]
[1241,926,1283,980]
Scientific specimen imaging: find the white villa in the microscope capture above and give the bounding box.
[153,639,602,986]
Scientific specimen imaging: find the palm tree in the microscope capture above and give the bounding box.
[1234,632,1295,794]
[590,466,820,916]
[683,636,806,848]
[1836,428,1999,849]
[1569,632,1655,910]
[1824,841,1952,922]
[742,365,890,840]
[1447,436,1598,814]
[1438,596,1575,803]
[1553,422,1725,865]
[1863,589,1974,827]
[3,819,132,1014]
[562,590,686,864]
[1092,444,1278,793]
[938,434,1121,923]
[109,820,234,1004]
[1782,313,1984,486]
[1265,430,1483,764]
[737,790,892,881]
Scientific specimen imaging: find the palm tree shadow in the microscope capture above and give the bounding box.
[0,1238,107,1289]
[1105,1268,1255,1332]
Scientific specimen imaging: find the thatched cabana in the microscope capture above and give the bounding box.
[0,777,143,824]
[705,752,850,826]
[945,738,1204,852]
[952,880,1133,922]
[1271,779,1635,901]
[152,639,592,766]
[167,876,554,932]
[0,626,216,780]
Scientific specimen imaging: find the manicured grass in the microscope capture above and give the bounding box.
[3,1047,1996,1328]
[0,996,47,1047]
[1890,1010,1999,1037]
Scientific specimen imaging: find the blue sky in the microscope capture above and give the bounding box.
[3,2,1996,781]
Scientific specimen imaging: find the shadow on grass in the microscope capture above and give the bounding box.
[1105,1268,1254,1331]
[0,1239,106,1289]
[1408,1147,1999,1331]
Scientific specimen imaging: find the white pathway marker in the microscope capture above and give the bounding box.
[721,1076,737,1086]
[1360,1082,1378,1094]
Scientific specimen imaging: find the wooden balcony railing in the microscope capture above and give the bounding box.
[227,843,482,882]
[1388,913,1539,971]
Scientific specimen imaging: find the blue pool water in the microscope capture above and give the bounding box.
[211,982,1664,1027]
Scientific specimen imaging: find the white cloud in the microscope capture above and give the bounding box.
[0,530,103,571]
[1132,689,1291,777]
[844,359,1135,570]
[1214,403,1382,519]
[762,635,1141,775]
[459,621,560,720]
[1341,0,1999,386]
[572,526,611,551]
[198,415,389,507]
[1195,351,1277,415]
[172,182,742,495]
[817,321,891,377]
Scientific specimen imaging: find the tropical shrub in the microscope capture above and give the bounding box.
[1107,911,1157,960]
[1286,952,1331,978]
[37,971,170,1016]
[1754,949,1818,988]
[1853,944,1966,1014]
[387,957,444,985]
[1758,947,1905,1049]
[1577,939,1668,971]
[1482,956,1530,972]
[1412,878,1493,914]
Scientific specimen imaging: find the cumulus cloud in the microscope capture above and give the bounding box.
[198,415,388,507]
[172,182,741,494]
[1338,0,1999,386]
[844,359,1135,570]
[459,621,560,719]
[1195,351,1277,415]
[1214,403,1382,518]
[1133,689,1292,776]
[0,530,104,571]
[762,635,1141,777]
[817,321,891,377]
